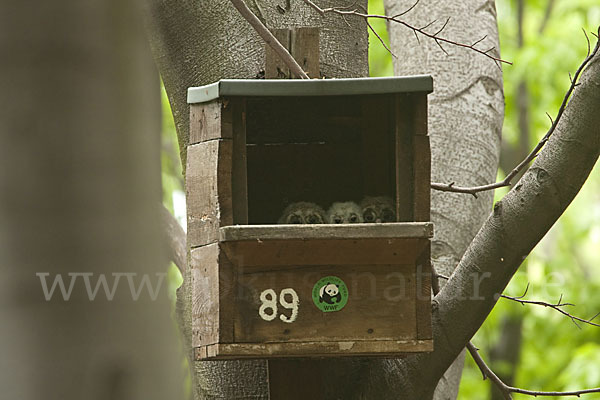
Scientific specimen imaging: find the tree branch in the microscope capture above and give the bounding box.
[302,0,511,65]
[438,275,600,329]
[229,0,310,79]
[396,28,600,399]
[500,288,600,329]
[468,341,600,399]
[436,270,600,398]
[431,30,599,198]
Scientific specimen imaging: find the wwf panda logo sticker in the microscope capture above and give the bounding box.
[312,276,348,312]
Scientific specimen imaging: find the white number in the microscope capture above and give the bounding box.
[258,288,299,323]
[279,288,299,323]
[258,289,277,321]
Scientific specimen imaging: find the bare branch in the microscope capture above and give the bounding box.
[471,35,487,47]
[432,17,450,37]
[367,21,396,58]
[466,343,513,400]
[230,0,310,79]
[301,0,511,65]
[431,31,600,197]
[499,292,600,328]
[392,0,420,19]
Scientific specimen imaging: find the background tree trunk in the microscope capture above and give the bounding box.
[384,0,504,398]
[0,1,184,399]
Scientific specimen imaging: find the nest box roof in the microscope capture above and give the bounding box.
[187,75,433,104]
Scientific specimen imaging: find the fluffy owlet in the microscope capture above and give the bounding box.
[277,202,327,224]
[326,201,363,224]
[360,196,396,223]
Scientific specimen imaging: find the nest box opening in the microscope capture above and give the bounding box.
[245,94,407,224]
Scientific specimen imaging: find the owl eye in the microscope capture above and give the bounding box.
[333,216,343,224]
[306,214,321,224]
[288,215,303,224]
[382,209,395,222]
[364,209,376,222]
[349,214,359,223]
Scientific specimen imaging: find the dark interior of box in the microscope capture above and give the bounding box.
[245,94,414,224]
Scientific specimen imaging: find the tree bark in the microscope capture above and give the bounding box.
[0,1,184,399]
[142,0,368,168]
[377,37,600,399]
[383,0,504,398]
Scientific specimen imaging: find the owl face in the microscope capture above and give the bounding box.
[360,196,396,223]
[277,202,326,224]
[326,201,363,224]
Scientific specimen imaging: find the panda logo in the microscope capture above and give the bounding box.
[319,283,342,304]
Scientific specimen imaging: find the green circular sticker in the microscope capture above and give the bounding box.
[312,276,348,312]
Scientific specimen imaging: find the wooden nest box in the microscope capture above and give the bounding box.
[187,76,434,360]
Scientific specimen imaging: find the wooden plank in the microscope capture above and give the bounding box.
[394,94,414,222]
[415,243,433,340]
[233,264,417,344]
[221,238,429,267]
[231,98,248,224]
[413,135,431,222]
[220,222,433,242]
[196,340,434,360]
[291,27,320,79]
[413,93,428,135]
[189,101,227,145]
[265,29,291,79]
[360,95,394,200]
[190,243,235,347]
[186,140,233,248]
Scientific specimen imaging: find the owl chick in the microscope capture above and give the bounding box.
[277,202,326,224]
[360,196,396,223]
[326,201,363,224]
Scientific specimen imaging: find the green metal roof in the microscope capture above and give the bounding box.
[187,75,433,104]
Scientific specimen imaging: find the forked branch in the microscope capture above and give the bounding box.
[431,28,600,198]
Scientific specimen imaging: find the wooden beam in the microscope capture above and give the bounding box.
[186,140,233,247]
[220,222,433,241]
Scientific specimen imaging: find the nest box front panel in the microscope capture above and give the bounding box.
[186,77,434,360]
[232,263,418,344]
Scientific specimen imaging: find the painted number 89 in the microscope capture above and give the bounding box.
[258,288,299,323]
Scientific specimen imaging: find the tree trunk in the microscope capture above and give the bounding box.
[0,1,184,399]
[384,0,504,398]
[142,1,368,398]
